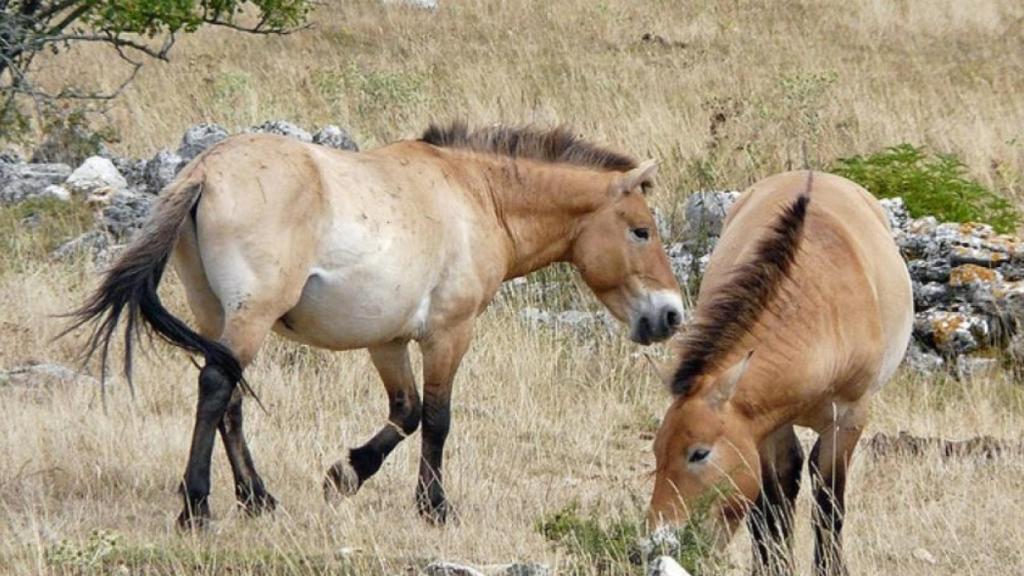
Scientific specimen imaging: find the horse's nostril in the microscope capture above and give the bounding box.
[664,309,682,329]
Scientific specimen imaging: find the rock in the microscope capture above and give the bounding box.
[683,190,740,241]
[313,125,359,151]
[879,197,910,232]
[647,556,692,576]
[64,156,128,199]
[110,157,149,190]
[423,561,486,576]
[382,0,439,8]
[903,342,944,373]
[51,229,111,261]
[178,123,229,161]
[913,281,950,310]
[0,149,22,164]
[100,190,154,238]
[0,162,72,204]
[914,309,990,356]
[489,563,551,576]
[250,120,312,142]
[637,526,681,561]
[42,185,71,202]
[143,149,184,194]
[0,362,98,388]
[956,356,999,380]
[911,547,937,565]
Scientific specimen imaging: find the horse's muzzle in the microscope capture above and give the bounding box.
[630,301,683,345]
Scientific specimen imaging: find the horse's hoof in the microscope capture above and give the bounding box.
[176,508,211,531]
[324,460,360,502]
[416,496,455,526]
[237,488,277,517]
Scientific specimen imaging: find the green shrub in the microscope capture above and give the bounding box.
[831,144,1019,233]
[536,502,720,574]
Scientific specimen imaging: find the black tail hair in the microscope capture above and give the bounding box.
[61,177,244,396]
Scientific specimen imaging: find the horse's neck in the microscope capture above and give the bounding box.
[468,158,610,279]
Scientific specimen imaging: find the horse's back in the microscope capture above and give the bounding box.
[714,171,912,400]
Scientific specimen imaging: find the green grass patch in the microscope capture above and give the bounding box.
[831,144,1019,233]
[0,197,95,272]
[536,501,721,575]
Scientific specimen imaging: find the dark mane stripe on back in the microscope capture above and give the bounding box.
[671,174,813,397]
[420,120,638,172]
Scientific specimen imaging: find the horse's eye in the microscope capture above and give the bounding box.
[631,227,651,242]
[688,447,711,464]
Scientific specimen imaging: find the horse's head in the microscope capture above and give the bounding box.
[648,352,760,542]
[571,160,683,344]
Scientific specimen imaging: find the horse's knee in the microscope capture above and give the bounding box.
[391,388,421,435]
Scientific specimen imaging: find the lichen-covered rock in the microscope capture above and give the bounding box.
[143,149,184,194]
[0,162,72,204]
[637,526,681,561]
[250,120,312,142]
[914,309,990,356]
[178,123,229,161]
[313,125,359,151]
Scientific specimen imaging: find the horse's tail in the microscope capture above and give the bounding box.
[62,168,243,390]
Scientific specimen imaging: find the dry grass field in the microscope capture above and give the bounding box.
[3,0,1024,574]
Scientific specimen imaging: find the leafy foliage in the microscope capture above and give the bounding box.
[0,0,312,139]
[832,144,1019,233]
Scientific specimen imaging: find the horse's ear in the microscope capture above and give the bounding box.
[708,350,753,409]
[611,159,658,196]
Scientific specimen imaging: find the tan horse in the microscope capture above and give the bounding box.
[648,171,913,575]
[68,122,684,528]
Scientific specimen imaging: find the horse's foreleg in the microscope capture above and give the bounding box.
[809,405,866,576]
[750,426,804,576]
[218,389,276,515]
[416,321,474,524]
[325,341,421,498]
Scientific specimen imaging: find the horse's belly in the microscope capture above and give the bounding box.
[273,267,430,350]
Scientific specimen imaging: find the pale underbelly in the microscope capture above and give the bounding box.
[272,269,431,350]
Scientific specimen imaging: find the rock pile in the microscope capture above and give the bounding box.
[4,127,1022,376]
[0,121,359,262]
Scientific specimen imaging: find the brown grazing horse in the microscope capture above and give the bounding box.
[68,122,684,528]
[648,171,913,575]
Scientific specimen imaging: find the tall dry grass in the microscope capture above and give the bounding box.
[29,0,1024,203]
[3,0,1024,574]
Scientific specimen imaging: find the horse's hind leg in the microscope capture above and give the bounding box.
[324,340,421,498]
[177,310,282,529]
[219,389,276,515]
[809,404,867,576]
[749,426,804,576]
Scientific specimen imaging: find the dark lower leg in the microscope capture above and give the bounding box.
[325,343,421,497]
[416,390,451,522]
[218,390,275,515]
[751,428,804,576]
[810,439,850,576]
[179,363,237,529]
